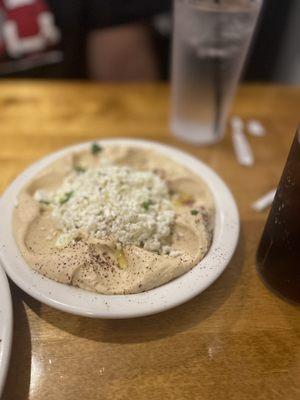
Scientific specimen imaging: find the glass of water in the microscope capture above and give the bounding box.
[170,0,263,145]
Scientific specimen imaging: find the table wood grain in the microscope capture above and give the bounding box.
[0,81,299,400]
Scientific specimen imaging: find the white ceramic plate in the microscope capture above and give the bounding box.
[0,139,239,318]
[0,264,12,396]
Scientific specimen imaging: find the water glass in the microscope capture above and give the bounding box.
[170,0,263,145]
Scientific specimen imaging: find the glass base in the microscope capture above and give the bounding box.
[256,265,300,306]
[170,119,224,146]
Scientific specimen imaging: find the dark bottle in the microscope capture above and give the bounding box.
[257,128,300,304]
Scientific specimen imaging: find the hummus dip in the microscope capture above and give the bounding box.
[13,144,214,294]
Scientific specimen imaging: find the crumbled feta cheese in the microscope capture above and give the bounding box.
[169,250,183,258]
[34,189,50,203]
[37,165,175,253]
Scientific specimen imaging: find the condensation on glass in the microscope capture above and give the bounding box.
[170,0,263,145]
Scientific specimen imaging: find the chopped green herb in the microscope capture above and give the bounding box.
[91,142,102,155]
[142,200,153,211]
[74,165,86,173]
[59,191,74,205]
[39,200,50,205]
[190,209,199,215]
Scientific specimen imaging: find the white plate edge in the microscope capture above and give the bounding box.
[0,263,13,396]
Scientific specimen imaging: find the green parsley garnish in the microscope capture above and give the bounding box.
[190,209,199,215]
[74,165,86,173]
[91,142,102,155]
[59,191,74,205]
[142,200,153,211]
[39,200,50,205]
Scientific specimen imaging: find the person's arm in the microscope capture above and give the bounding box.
[87,22,159,81]
[85,0,171,81]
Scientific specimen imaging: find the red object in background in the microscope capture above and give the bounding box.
[0,0,60,60]
[1,0,48,37]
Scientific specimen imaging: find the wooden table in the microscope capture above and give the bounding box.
[0,81,299,400]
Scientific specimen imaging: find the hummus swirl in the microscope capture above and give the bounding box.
[13,146,214,294]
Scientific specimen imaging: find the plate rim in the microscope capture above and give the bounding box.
[0,264,13,397]
[0,138,239,318]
